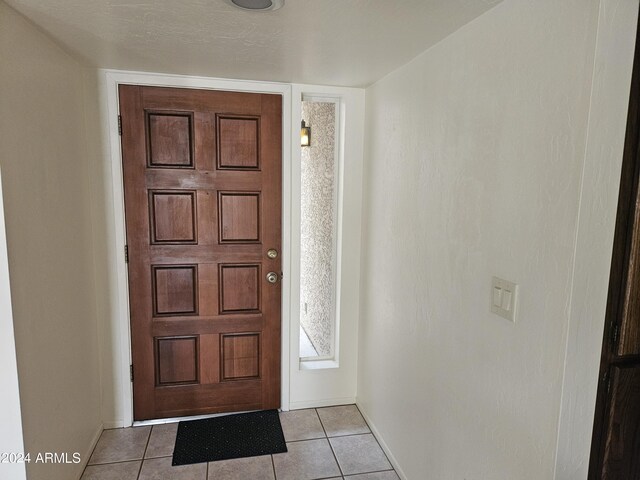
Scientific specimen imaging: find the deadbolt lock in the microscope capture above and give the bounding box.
[267,249,278,259]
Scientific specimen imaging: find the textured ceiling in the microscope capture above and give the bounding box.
[5,0,502,87]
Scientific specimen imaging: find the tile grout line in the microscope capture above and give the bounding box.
[137,426,153,480]
[313,407,329,440]
[79,429,105,479]
[270,454,277,480]
[326,440,345,479]
[315,408,345,479]
[353,404,396,471]
[91,453,175,465]
[286,431,374,444]
[86,458,146,467]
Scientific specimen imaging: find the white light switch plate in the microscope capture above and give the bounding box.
[491,276,518,322]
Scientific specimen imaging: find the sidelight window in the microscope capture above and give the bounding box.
[299,97,341,361]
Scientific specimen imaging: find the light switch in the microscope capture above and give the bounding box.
[502,290,512,310]
[493,287,502,307]
[491,277,518,322]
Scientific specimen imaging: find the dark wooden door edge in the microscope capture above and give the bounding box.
[588,10,640,479]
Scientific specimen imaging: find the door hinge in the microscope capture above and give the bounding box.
[130,364,134,382]
[118,115,122,136]
[124,245,129,263]
[611,322,620,351]
[603,369,611,395]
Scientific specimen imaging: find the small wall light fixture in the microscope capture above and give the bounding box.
[301,120,311,147]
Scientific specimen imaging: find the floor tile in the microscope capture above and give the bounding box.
[145,423,178,458]
[329,434,391,476]
[80,461,141,480]
[139,456,207,480]
[207,455,275,480]
[345,471,399,480]
[273,438,341,480]
[279,409,326,441]
[88,427,151,465]
[317,405,370,437]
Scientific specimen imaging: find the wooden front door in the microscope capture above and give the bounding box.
[119,85,282,421]
[589,11,640,479]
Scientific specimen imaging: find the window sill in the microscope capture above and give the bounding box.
[299,359,339,370]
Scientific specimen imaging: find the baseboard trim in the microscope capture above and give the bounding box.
[76,423,104,480]
[102,420,125,429]
[288,396,356,410]
[357,403,408,480]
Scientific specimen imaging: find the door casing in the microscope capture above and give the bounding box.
[103,71,293,427]
[100,70,365,427]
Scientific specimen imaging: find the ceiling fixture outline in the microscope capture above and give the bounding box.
[224,0,284,11]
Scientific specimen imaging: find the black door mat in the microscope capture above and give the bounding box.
[172,409,287,466]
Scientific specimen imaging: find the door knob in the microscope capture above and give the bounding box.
[266,272,279,284]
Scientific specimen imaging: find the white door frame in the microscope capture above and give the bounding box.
[101,70,293,426]
[289,84,365,409]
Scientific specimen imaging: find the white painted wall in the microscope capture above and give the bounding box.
[82,68,126,429]
[0,2,103,479]
[357,0,634,478]
[0,168,27,480]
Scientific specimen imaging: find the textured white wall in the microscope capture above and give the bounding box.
[0,2,103,479]
[357,0,619,478]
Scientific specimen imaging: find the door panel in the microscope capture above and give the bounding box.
[619,210,640,355]
[601,366,640,479]
[119,85,282,420]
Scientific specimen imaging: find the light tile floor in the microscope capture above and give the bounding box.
[81,405,399,480]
